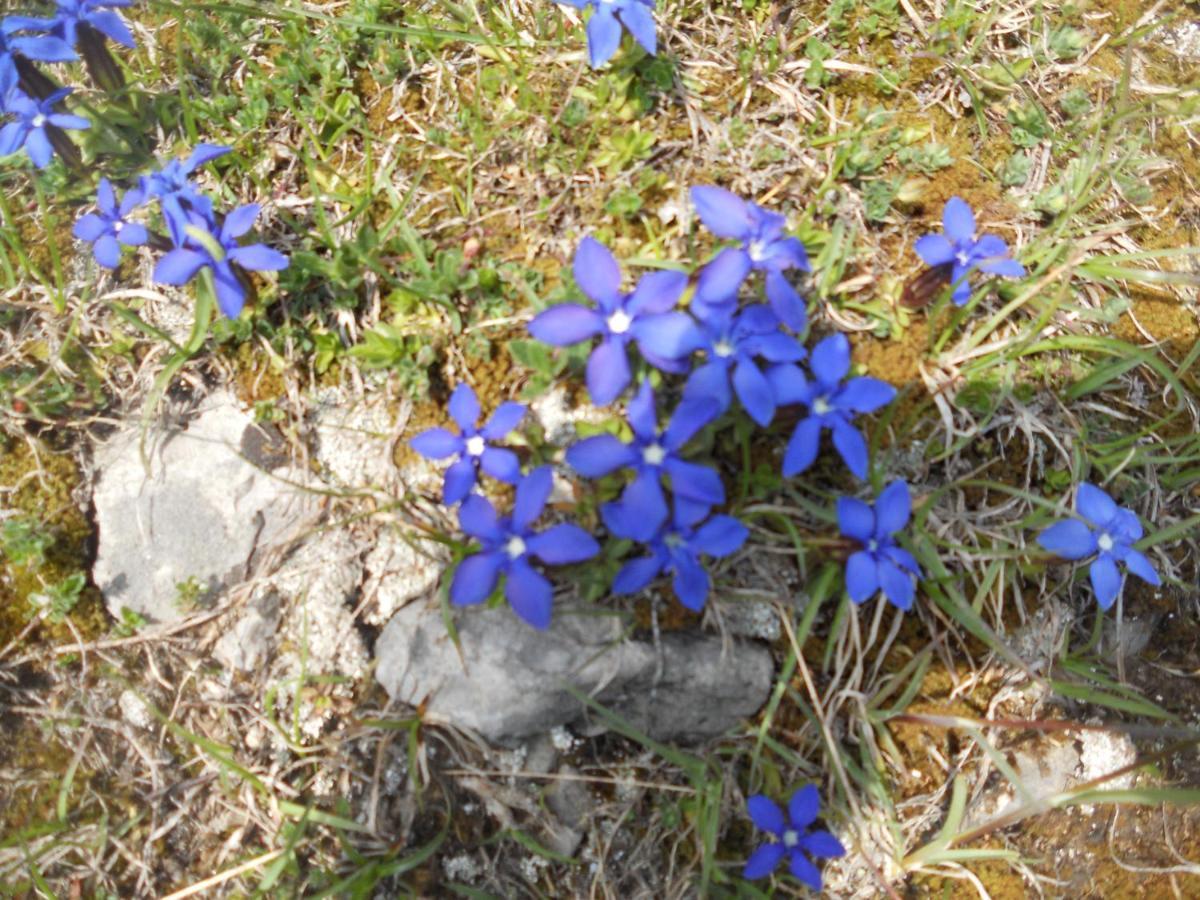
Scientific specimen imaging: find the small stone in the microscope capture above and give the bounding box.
[214,590,281,672]
[118,689,152,729]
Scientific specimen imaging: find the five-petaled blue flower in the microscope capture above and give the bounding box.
[554,0,656,69]
[1037,482,1160,610]
[451,466,600,629]
[769,333,895,479]
[681,304,805,427]
[567,379,723,526]
[528,236,702,406]
[913,196,1025,306]
[743,785,845,889]
[607,499,748,611]
[152,204,289,318]
[73,177,148,268]
[0,19,77,78]
[4,0,136,51]
[410,383,526,506]
[141,143,231,245]
[838,480,922,611]
[0,86,89,168]
[690,185,811,331]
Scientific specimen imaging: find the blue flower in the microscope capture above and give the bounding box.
[4,1,136,51]
[768,333,895,479]
[554,0,656,69]
[410,383,526,505]
[0,19,78,78]
[743,785,845,889]
[567,380,723,525]
[451,467,600,629]
[141,143,231,245]
[838,480,922,611]
[528,236,702,406]
[607,499,747,611]
[152,204,289,317]
[681,304,805,427]
[0,86,89,168]
[72,177,148,268]
[690,185,810,330]
[1036,482,1160,610]
[913,196,1025,306]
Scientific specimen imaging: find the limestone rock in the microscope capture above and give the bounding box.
[375,602,773,744]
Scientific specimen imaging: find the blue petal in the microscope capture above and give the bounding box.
[690,514,748,557]
[1076,482,1118,529]
[845,551,879,604]
[788,785,820,828]
[95,178,116,215]
[694,246,751,306]
[663,398,719,450]
[586,338,631,406]
[0,122,27,158]
[528,524,599,565]
[878,557,915,611]
[1089,554,1121,610]
[618,0,656,54]
[914,234,955,266]
[836,377,895,414]
[87,10,136,48]
[782,416,822,477]
[228,244,288,272]
[480,447,521,482]
[978,256,1025,277]
[73,212,107,242]
[764,236,810,272]
[506,559,554,629]
[459,493,504,542]
[682,360,732,414]
[626,269,686,315]
[830,417,869,479]
[631,311,705,361]
[184,142,231,172]
[747,795,786,835]
[12,34,77,62]
[212,265,246,318]
[47,113,90,131]
[942,196,976,242]
[585,5,622,68]
[567,434,636,477]
[410,427,460,458]
[764,269,807,332]
[767,362,811,406]
[118,223,149,246]
[1109,508,1143,544]
[732,359,775,426]
[883,545,922,578]
[837,497,875,542]
[448,383,480,430]
[221,203,260,240]
[25,127,53,168]
[443,457,477,505]
[664,459,725,507]
[450,551,506,606]
[789,852,823,892]
[1037,520,1097,560]
[809,333,851,388]
[513,465,554,530]
[672,553,710,611]
[528,304,605,345]
[613,553,665,594]
[874,480,911,536]
[950,270,973,306]
[742,843,786,880]
[480,402,526,439]
[742,331,806,364]
[92,234,121,269]
[573,235,623,307]
[1123,549,1160,587]
[626,379,658,441]
[690,186,754,240]
[153,248,207,285]
[602,472,668,541]
[801,829,846,859]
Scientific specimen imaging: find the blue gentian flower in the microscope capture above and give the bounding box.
[607,499,748,611]
[567,380,723,525]
[451,467,600,629]
[528,236,702,406]
[838,480,922,611]
[1037,482,1161,610]
[410,383,526,505]
[152,204,288,317]
[4,1,136,51]
[72,177,148,268]
[141,143,230,244]
[768,333,895,479]
[743,785,845,888]
[0,86,88,168]
[554,0,656,69]
[681,304,805,427]
[0,20,78,76]
[913,196,1025,306]
[690,185,810,330]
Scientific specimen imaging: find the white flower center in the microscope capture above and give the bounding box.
[1098,532,1114,553]
[868,539,878,552]
[783,829,800,848]
[112,220,124,234]
[664,532,684,550]
[607,310,632,335]
[642,443,666,466]
[748,239,768,262]
[713,340,734,358]
[31,114,46,128]
[812,396,832,415]
[465,435,486,457]
[956,250,971,266]
[505,536,527,560]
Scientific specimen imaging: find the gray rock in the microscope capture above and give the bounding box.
[359,528,446,625]
[374,602,773,744]
[92,392,318,624]
[214,590,281,672]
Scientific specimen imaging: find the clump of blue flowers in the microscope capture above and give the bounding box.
[838,480,922,611]
[552,0,656,69]
[914,196,1025,306]
[1037,482,1160,610]
[743,786,846,889]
